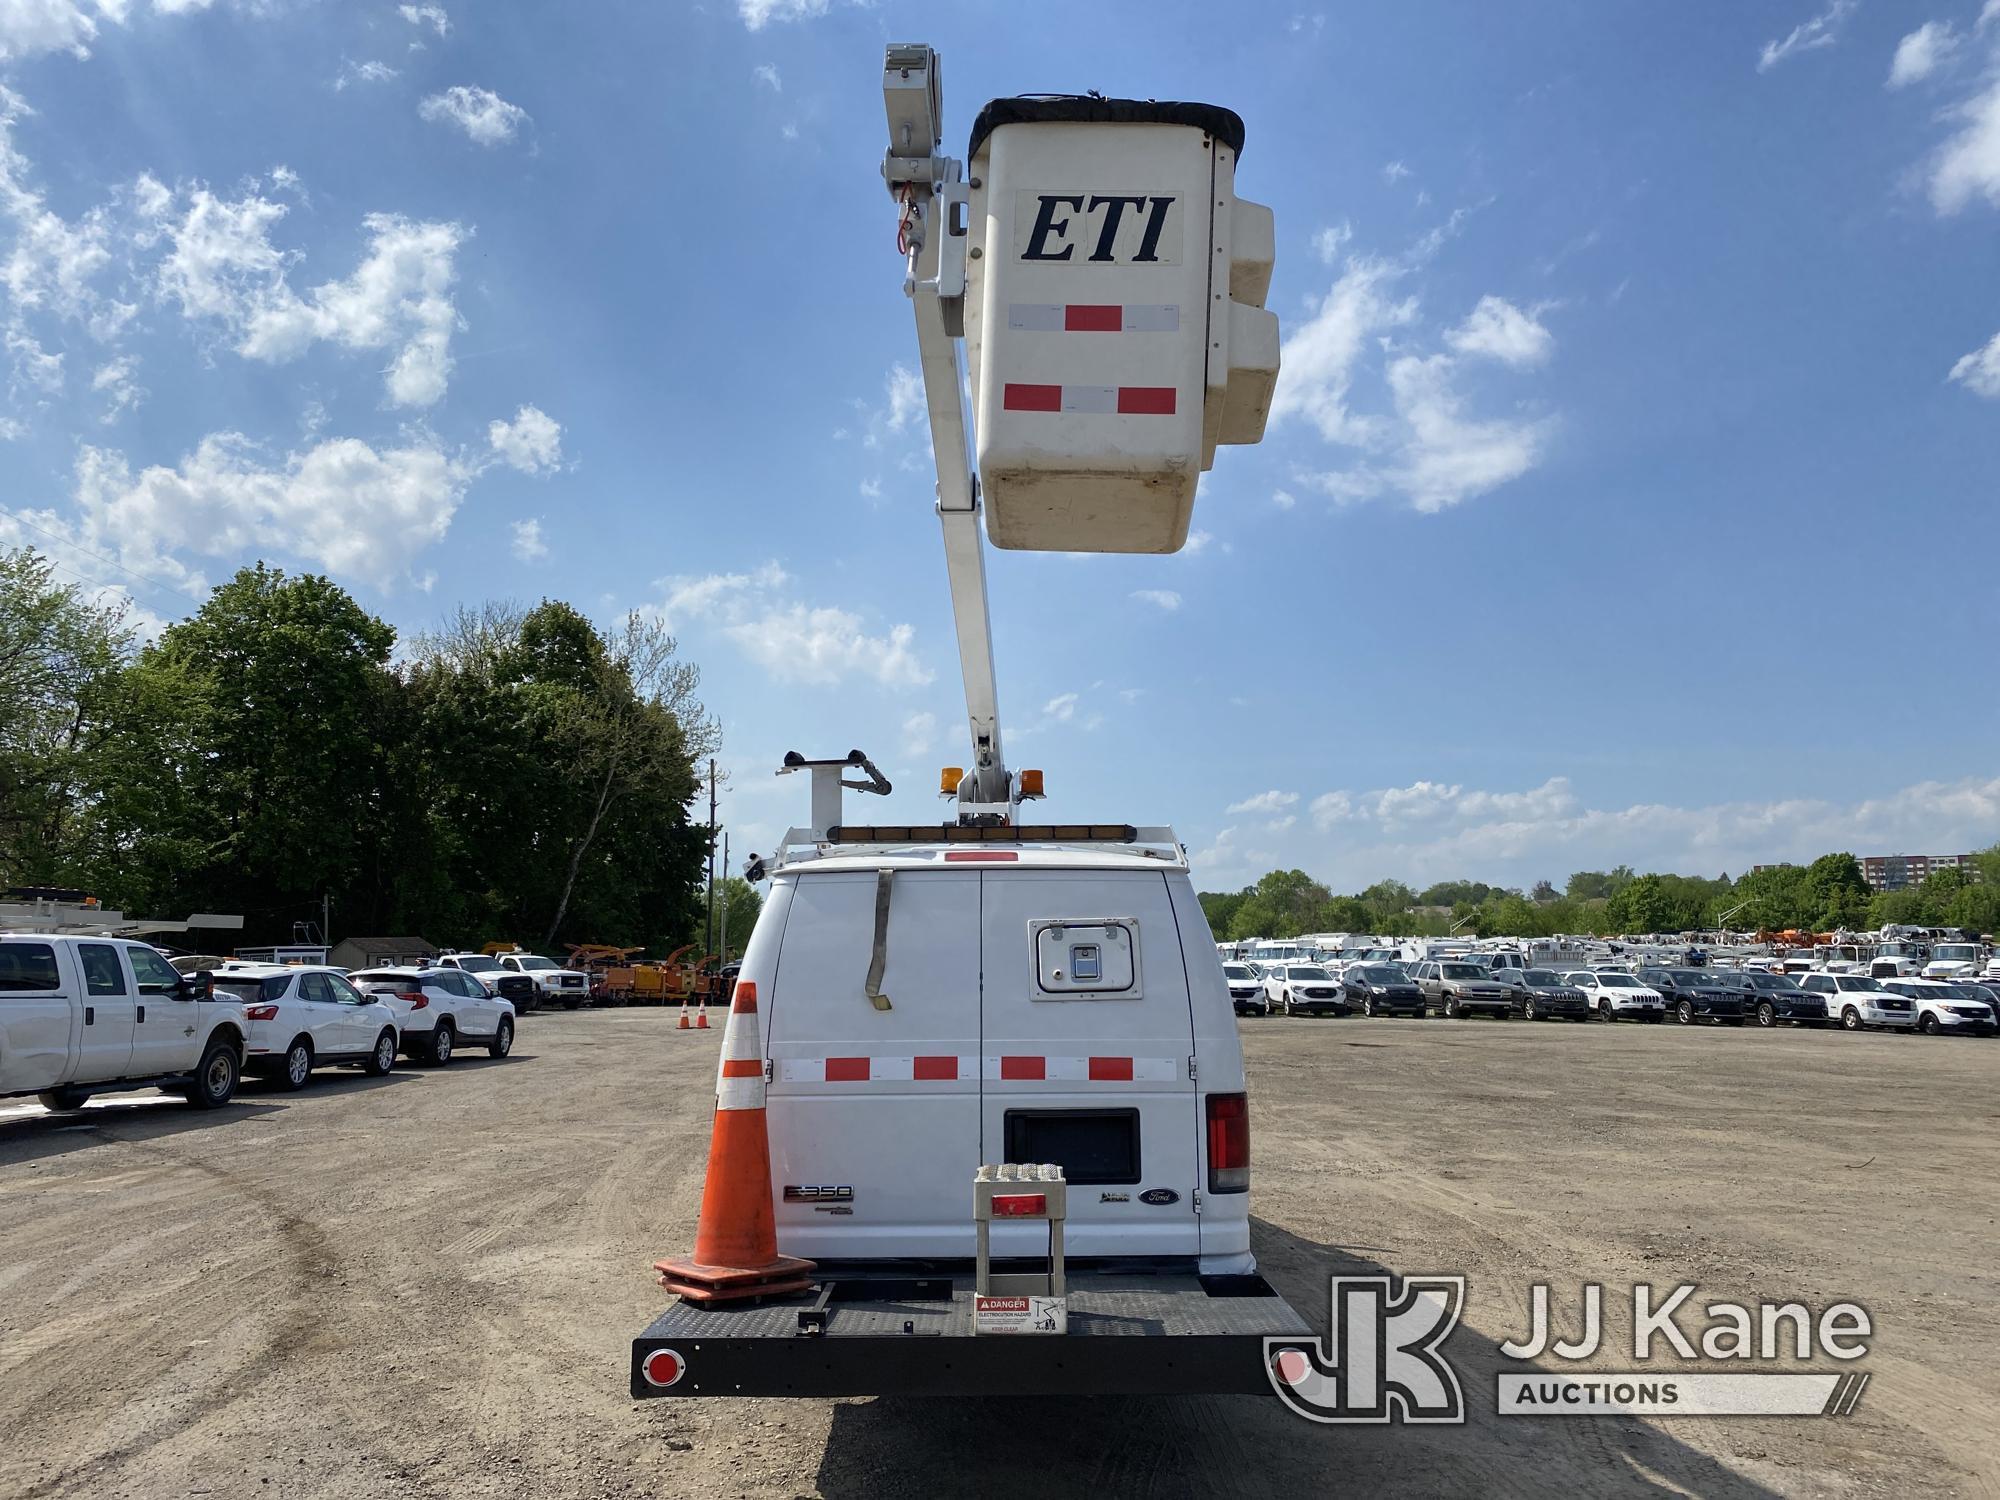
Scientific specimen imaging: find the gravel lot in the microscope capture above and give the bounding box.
[1,1009,1994,1498]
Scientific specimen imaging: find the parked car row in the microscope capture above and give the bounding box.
[1226,953,1998,1036]
[0,934,526,1116]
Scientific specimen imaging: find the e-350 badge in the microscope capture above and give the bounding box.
[783,1185,855,1213]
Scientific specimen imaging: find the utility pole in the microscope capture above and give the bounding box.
[322,892,330,950]
[719,833,731,963]
[704,758,717,962]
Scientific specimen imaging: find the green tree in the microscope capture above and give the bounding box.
[1530,879,1558,904]
[699,875,764,959]
[0,549,137,888]
[1228,869,1334,940]
[1198,888,1249,938]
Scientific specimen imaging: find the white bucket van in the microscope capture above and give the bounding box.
[632,822,1309,1398]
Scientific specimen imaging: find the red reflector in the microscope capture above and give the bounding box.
[943,850,1019,862]
[1206,1092,1250,1193]
[913,1055,958,1080]
[999,1055,1045,1081]
[1117,386,1177,415]
[641,1347,684,1388]
[990,1193,1047,1217]
[244,1004,279,1021]
[824,1056,870,1082]
[1064,303,1122,331]
[1087,1056,1134,1081]
[1002,382,1062,411]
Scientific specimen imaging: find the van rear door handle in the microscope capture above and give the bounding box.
[136,1005,146,1023]
[85,1006,94,1025]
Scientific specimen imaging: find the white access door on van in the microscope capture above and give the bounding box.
[979,869,1201,1259]
[764,870,984,1260]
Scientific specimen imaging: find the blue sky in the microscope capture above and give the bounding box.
[2,0,1997,895]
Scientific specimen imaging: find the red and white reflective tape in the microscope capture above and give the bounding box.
[774,1054,1181,1084]
[714,983,767,1111]
[1006,303,1180,333]
[1001,383,1178,415]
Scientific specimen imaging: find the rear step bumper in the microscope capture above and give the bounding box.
[631,1270,1313,1398]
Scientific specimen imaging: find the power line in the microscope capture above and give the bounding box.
[2,511,206,610]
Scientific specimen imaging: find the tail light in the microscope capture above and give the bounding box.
[244,1004,279,1021]
[1206,1092,1250,1193]
[399,990,429,1010]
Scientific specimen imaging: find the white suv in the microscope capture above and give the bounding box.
[1566,970,1665,1022]
[1800,973,1919,1032]
[1884,979,1992,1037]
[349,967,515,1065]
[210,964,401,1088]
[0,935,247,1110]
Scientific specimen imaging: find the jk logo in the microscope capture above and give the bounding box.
[1266,1275,1467,1424]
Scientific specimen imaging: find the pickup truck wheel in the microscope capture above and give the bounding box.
[364,1029,397,1076]
[187,1037,240,1109]
[278,1038,313,1091]
[428,1022,455,1067]
[488,1017,514,1058]
[1756,1002,1776,1028]
[38,1086,91,1111]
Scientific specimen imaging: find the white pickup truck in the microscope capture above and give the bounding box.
[493,952,592,1009]
[0,934,247,1110]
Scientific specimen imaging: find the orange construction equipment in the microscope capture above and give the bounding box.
[654,982,815,1304]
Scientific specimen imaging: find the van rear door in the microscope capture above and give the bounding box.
[978,868,1200,1259]
[764,870,983,1260]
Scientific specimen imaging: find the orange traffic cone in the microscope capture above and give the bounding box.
[677,1005,690,1030]
[695,1004,709,1030]
[654,981,815,1304]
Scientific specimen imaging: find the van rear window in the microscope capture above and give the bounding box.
[1004,1108,1141,1186]
[0,942,61,991]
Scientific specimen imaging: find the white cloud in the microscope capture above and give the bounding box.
[1310,221,1352,264]
[1758,0,1857,73]
[1183,528,1213,554]
[54,431,472,582]
[737,0,829,30]
[1130,588,1181,611]
[753,63,782,92]
[336,59,398,90]
[1888,21,1958,88]
[6,328,62,393]
[1272,488,1296,509]
[1382,160,1411,183]
[156,192,465,408]
[1227,790,1299,815]
[1269,256,1417,446]
[1260,772,2000,892]
[858,476,882,500]
[901,710,937,757]
[0,88,131,338]
[1444,295,1553,368]
[509,517,547,561]
[91,353,141,419]
[399,3,448,37]
[655,561,933,689]
[1383,352,1551,512]
[487,404,562,473]
[885,363,922,430]
[0,1,244,64]
[1041,692,1079,723]
[1948,328,2000,396]
[419,85,529,147]
[1927,74,2000,213]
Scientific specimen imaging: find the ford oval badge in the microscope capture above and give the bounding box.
[1138,1188,1180,1206]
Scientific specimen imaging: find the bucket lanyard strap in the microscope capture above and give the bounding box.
[865,868,894,1011]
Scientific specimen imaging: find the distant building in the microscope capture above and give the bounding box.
[1859,854,1981,892]
[327,935,438,970]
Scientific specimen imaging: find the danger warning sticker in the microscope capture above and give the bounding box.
[975,1294,1068,1335]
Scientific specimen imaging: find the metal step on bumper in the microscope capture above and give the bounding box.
[630,1269,1313,1398]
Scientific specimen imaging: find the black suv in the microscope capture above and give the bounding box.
[1341,964,1427,1017]
[1639,967,1746,1026]
[1491,967,1591,1021]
